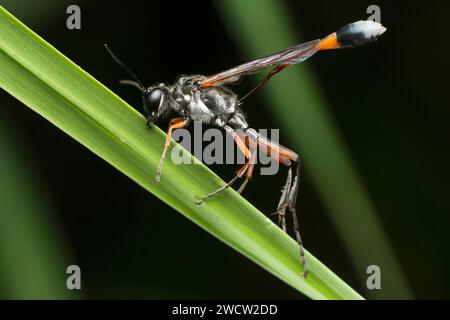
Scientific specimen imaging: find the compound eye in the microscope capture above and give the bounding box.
[146,89,163,117]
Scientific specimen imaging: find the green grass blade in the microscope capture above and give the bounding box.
[214,0,412,298]
[0,5,363,299]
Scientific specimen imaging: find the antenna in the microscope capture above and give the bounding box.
[104,44,145,92]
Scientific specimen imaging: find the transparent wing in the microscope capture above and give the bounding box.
[199,39,321,88]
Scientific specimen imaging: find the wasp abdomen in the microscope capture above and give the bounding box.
[336,20,387,48]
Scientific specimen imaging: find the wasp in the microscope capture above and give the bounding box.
[106,20,386,278]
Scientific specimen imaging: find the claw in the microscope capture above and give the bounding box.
[194,197,204,206]
[270,204,287,232]
[301,270,309,279]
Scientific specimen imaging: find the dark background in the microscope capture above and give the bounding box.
[1,0,449,299]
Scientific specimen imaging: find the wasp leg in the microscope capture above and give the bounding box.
[195,161,251,205]
[156,117,188,183]
[239,63,289,103]
[248,129,308,278]
[235,129,260,195]
[236,163,254,194]
[195,128,253,205]
[271,164,292,233]
[273,158,308,278]
[287,159,308,278]
[236,145,257,195]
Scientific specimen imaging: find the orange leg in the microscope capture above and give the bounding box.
[245,128,308,277]
[236,146,256,194]
[155,117,188,183]
[195,130,253,205]
[239,64,289,103]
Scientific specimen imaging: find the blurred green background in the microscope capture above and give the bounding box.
[1,0,449,299]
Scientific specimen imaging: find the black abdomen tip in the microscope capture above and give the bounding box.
[337,20,387,48]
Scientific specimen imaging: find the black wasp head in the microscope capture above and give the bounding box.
[143,84,170,127]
